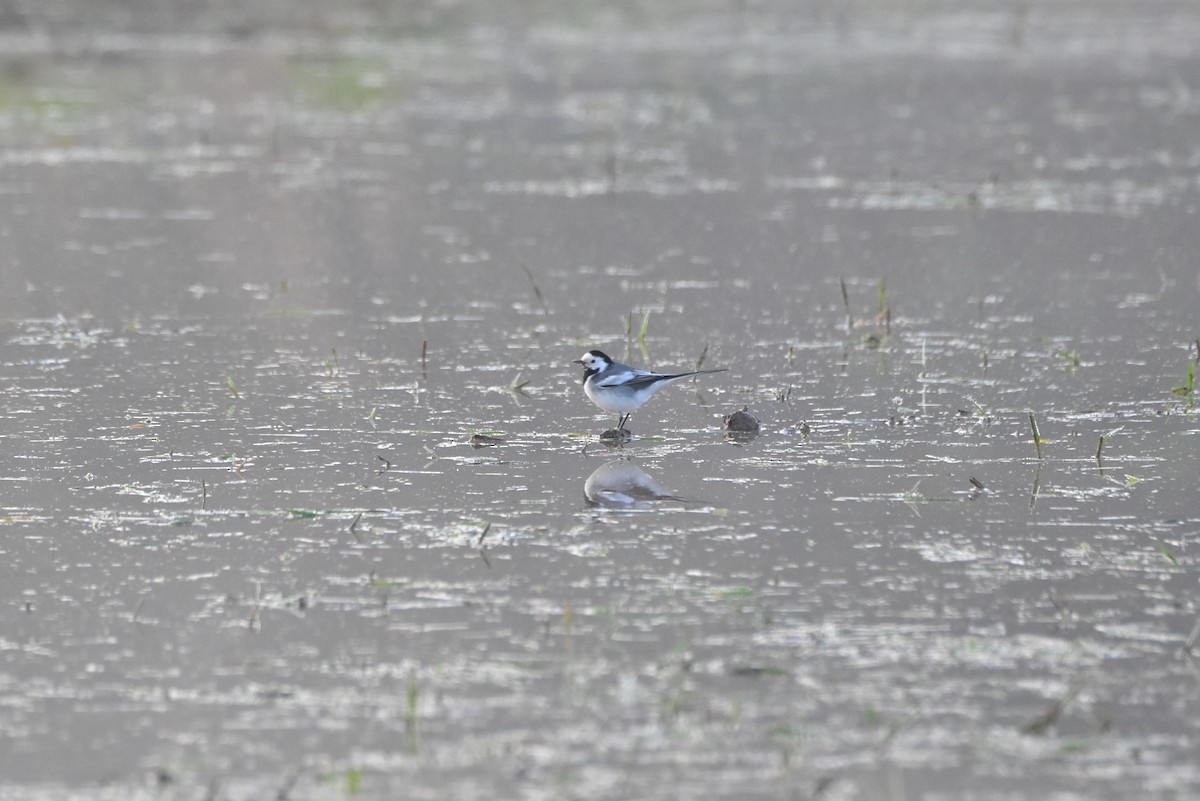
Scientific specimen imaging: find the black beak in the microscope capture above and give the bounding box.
[572,359,584,365]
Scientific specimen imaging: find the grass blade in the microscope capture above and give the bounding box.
[636,310,651,358]
[693,343,709,380]
[840,277,852,330]
[520,263,549,314]
[1028,413,1043,460]
[1171,360,1194,397]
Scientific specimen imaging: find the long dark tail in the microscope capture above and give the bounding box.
[668,368,727,380]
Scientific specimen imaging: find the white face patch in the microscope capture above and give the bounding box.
[581,353,605,369]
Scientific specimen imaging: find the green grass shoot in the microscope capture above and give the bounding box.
[902,480,924,504]
[367,573,406,588]
[225,375,239,398]
[345,768,362,795]
[285,508,321,519]
[1055,350,1081,368]
[637,309,651,358]
[840,276,852,330]
[323,348,341,377]
[1171,359,1194,398]
[1096,426,1122,461]
[1028,413,1044,459]
[406,675,419,733]
[1156,542,1179,566]
[874,278,892,334]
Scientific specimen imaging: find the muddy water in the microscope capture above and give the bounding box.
[1,1,1198,799]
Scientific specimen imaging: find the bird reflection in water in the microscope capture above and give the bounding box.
[583,460,694,510]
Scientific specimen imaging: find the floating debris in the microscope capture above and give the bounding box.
[469,433,506,448]
[1021,684,1082,735]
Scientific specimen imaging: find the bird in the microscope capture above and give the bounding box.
[573,349,726,432]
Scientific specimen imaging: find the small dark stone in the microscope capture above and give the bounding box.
[723,407,760,433]
[599,427,633,442]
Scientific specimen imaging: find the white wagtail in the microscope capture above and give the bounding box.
[573,350,726,432]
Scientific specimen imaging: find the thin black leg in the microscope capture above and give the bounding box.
[617,413,631,430]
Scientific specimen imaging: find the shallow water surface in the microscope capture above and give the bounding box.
[1,2,1199,799]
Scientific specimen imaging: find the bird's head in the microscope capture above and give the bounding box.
[573,350,612,376]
